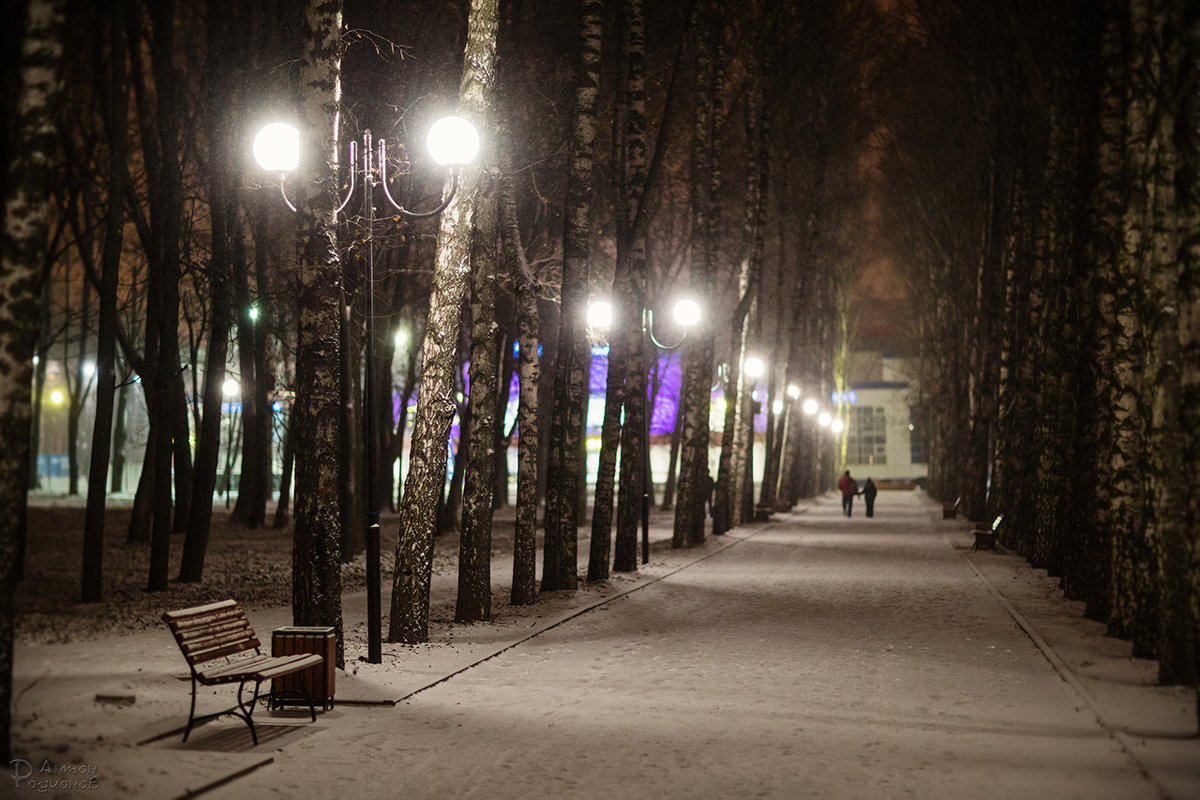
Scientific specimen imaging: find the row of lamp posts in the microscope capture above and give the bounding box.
[585,297,845,556]
[251,110,846,661]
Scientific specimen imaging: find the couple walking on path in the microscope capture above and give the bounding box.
[838,470,877,517]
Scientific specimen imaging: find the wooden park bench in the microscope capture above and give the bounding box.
[943,496,962,520]
[162,599,324,745]
[972,514,1005,551]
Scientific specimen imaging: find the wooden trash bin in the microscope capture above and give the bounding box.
[271,626,336,710]
[942,496,961,519]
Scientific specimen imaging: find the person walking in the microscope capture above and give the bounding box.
[862,477,878,518]
[837,470,857,517]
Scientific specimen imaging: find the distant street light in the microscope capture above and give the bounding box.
[222,378,240,398]
[254,113,479,664]
[744,356,765,378]
[803,398,819,416]
[831,418,845,434]
[818,411,832,427]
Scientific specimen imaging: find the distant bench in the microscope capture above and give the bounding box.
[162,599,324,745]
[972,514,1005,551]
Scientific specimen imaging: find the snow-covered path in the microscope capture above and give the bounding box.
[205,493,1166,799]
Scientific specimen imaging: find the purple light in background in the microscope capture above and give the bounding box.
[648,355,683,435]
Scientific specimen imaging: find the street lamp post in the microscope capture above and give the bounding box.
[584,297,700,565]
[254,115,479,664]
[641,299,700,563]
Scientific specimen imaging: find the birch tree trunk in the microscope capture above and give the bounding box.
[1108,0,1154,653]
[457,143,500,623]
[1143,0,1195,684]
[500,133,541,606]
[292,0,346,666]
[543,0,603,591]
[592,0,648,581]
[0,0,65,762]
[673,0,720,549]
[390,0,497,642]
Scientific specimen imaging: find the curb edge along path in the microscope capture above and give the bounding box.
[396,518,778,705]
[959,554,1171,798]
[157,517,779,800]
[206,493,1191,800]
[959,539,1199,800]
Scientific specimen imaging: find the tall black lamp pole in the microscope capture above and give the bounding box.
[253,116,479,664]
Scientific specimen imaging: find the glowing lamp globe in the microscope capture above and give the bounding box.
[426,116,480,168]
[744,356,766,378]
[831,419,845,434]
[803,398,819,416]
[587,299,613,330]
[253,122,300,173]
[222,378,240,398]
[787,384,801,400]
[672,298,702,328]
[818,411,832,427]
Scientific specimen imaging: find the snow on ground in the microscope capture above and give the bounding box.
[10,491,1199,799]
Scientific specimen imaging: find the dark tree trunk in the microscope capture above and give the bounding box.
[1172,0,1200,689]
[673,0,721,549]
[82,0,128,600]
[543,0,604,592]
[340,293,365,560]
[110,380,127,493]
[180,0,244,583]
[273,402,296,529]
[137,0,186,592]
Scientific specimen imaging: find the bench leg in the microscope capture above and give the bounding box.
[183,675,200,742]
[235,680,262,746]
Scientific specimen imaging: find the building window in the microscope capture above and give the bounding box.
[848,406,887,465]
[909,405,927,464]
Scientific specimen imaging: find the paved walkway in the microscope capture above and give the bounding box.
[11,492,1199,799]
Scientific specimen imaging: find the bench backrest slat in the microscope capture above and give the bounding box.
[177,625,259,661]
[163,600,261,667]
[174,617,250,644]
